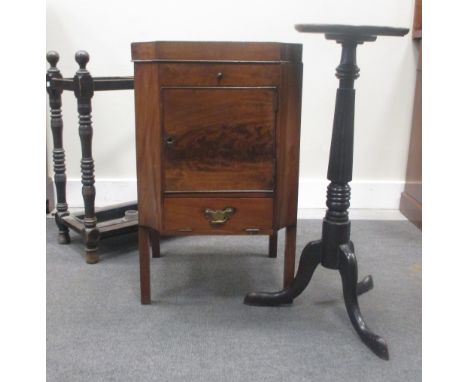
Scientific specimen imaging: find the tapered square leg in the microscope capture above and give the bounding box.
[150,229,160,258]
[283,225,297,288]
[139,227,151,305]
[268,231,277,258]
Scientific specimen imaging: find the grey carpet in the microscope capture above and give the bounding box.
[47,218,421,382]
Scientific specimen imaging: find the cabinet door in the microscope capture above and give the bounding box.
[162,88,277,192]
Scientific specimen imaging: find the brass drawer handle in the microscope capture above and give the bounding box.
[204,207,236,225]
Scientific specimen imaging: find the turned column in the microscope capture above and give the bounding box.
[46,51,70,244]
[320,39,361,269]
[74,50,99,264]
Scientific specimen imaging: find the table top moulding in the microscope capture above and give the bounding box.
[131,41,302,63]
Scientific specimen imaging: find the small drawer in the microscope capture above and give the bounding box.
[163,197,273,235]
[159,63,280,87]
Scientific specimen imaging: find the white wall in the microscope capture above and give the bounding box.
[46,0,418,209]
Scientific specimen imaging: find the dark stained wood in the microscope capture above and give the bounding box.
[163,197,273,235]
[131,41,302,63]
[46,51,138,263]
[133,41,303,304]
[159,64,280,87]
[283,226,296,287]
[268,231,278,258]
[245,25,409,360]
[139,227,151,304]
[295,24,409,37]
[163,88,276,192]
[62,214,137,236]
[51,76,134,92]
[73,50,100,264]
[46,51,71,244]
[150,229,160,258]
[61,201,138,238]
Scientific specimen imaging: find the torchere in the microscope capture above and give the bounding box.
[244,24,409,360]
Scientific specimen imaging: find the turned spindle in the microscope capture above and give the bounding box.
[46,51,70,244]
[74,50,99,264]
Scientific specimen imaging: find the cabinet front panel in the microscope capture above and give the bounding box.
[162,88,276,192]
[163,197,273,234]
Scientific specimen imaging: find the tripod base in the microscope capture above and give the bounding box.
[244,240,389,360]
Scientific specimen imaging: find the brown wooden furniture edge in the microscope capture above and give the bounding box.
[399,191,422,230]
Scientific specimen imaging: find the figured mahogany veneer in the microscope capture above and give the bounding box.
[132,41,303,304]
[163,87,276,192]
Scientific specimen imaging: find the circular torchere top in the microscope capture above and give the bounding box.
[295,24,408,42]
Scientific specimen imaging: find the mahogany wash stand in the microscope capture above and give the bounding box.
[132,42,303,305]
[244,25,409,360]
